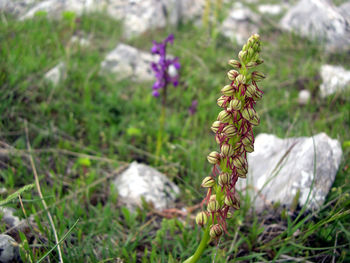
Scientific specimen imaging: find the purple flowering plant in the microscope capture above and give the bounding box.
[150,34,180,162]
[150,34,180,99]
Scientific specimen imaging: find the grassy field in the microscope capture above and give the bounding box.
[0,5,349,263]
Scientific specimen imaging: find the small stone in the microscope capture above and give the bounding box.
[44,62,66,86]
[112,162,180,210]
[70,35,90,47]
[0,234,21,263]
[238,133,342,211]
[0,207,22,229]
[298,89,311,105]
[319,64,350,97]
[258,4,283,15]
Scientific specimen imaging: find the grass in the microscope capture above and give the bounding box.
[0,5,349,263]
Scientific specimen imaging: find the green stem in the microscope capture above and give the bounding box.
[183,223,211,263]
[155,104,165,165]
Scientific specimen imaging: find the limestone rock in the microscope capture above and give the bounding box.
[1,0,206,39]
[44,62,66,86]
[70,35,91,47]
[112,162,180,210]
[280,0,350,52]
[338,2,350,19]
[100,43,163,81]
[220,3,260,45]
[258,4,283,15]
[319,64,350,97]
[238,133,342,211]
[0,207,23,229]
[0,234,21,263]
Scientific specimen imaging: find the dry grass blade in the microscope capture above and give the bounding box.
[24,120,64,263]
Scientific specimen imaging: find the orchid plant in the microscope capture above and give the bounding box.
[183,34,265,263]
[150,34,180,162]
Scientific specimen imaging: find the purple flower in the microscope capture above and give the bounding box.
[150,34,180,98]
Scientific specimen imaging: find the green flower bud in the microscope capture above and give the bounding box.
[242,107,256,121]
[218,172,231,186]
[221,143,234,157]
[201,176,216,188]
[196,211,208,227]
[253,53,260,62]
[253,90,263,101]
[228,98,242,111]
[245,61,258,69]
[242,44,248,51]
[215,134,221,144]
[211,121,221,133]
[207,200,220,213]
[226,211,233,219]
[217,110,231,123]
[251,33,260,41]
[232,155,246,169]
[249,113,260,126]
[244,144,254,153]
[222,124,237,138]
[238,50,247,62]
[224,194,240,209]
[207,151,221,164]
[242,135,253,146]
[247,47,254,59]
[252,42,260,52]
[209,224,223,239]
[228,59,241,69]
[237,166,247,178]
[221,85,235,97]
[245,84,256,98]
[252,71,265,82]
[217,96,228,108]
[236,74,246,84]
[227,70,239,81]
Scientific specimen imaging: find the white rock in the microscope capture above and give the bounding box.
[258,4,283,15]
[112,162,180,210]
[0,207,23,229]
[70,35,90,47]
[338,2,350,19]
[44,62,66,85]
[298,89,311,105]
[220,3,260,45]
[0,234,20,263]
[1,0,209,38]
[101,43,173,82]
[238,133,342,211]
[280,0,350,52]
[319,64,350,97]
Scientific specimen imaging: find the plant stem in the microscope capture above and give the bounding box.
[155,103,165,165]
[183,222,211,263]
